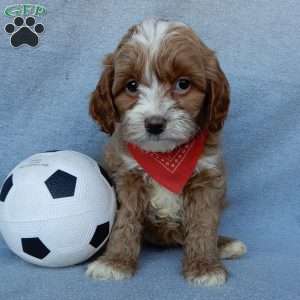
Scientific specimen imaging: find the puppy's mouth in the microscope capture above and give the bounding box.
[136,133,193,153]
[146,133,186,144]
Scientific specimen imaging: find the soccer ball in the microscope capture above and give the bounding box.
[0,150,116,267]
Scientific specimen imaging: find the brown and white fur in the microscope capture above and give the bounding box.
[87,18,246,286]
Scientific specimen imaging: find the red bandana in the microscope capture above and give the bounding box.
[127,130,208,194]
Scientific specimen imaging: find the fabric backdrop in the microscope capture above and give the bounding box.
[0,1,300,299]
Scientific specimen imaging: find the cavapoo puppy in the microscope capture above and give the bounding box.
[87,18,246,286]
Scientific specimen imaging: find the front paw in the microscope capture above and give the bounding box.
[86,257,136,280]
[183,260,228,287]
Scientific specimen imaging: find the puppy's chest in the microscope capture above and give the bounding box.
[148,179,184,222]
[121,149,220,223]
[147,157,219,223]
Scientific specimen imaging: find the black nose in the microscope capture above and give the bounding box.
[145,116,167,135]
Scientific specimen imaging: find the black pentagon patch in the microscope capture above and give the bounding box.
[45,150,59,153]
[21,237,50,259]
[98,164,114,187]
[0,175,13,202]
[90,222,110,248]
[45,170,77,199]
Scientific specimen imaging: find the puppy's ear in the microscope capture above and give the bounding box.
[90,54,118,135]
[204,55,230,133]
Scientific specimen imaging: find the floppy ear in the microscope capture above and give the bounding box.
[204,55,230,133]
[89,54,118,135]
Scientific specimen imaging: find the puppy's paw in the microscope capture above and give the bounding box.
[86,258,134,280]
[183,261,227,287]
[219,240,247,259]
[187,267,227,287]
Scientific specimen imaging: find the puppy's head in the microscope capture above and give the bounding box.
[90,19,229,152]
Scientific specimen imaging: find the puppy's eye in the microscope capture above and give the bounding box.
[174,78,191,94]
[126,80,139,95]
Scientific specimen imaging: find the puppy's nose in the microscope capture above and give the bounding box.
[145,116,167,135]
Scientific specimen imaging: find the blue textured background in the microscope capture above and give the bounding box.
[1,1,300,299]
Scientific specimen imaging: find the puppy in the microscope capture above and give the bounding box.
[87,19,246,286]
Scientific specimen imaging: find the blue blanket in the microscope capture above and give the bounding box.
[1,1,300,299]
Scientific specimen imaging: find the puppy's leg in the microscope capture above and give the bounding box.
[143,220,247,259]
[182,173,227,287]
[87,172,148,280]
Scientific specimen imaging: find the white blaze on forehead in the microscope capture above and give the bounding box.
[132,18,187,47]
[131,19,187,82]
[132,19,171,56]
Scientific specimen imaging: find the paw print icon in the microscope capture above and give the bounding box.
[5,16,44,47]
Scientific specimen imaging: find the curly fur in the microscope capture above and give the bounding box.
[87,18,246,286]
